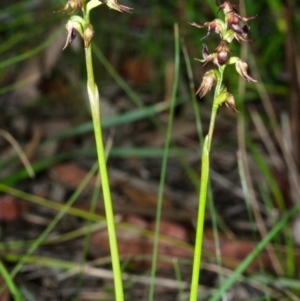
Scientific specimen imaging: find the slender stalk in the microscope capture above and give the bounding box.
[148,23,180,301]
[83,14,124,301]
[189,136,209,301]
[189,65,225,301]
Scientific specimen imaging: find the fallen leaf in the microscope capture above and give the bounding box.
[0,195,27,222]
[120,184,172,208]
[50,163,97,190]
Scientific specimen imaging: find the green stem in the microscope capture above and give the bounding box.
[84,13,124,301]
[0,261,24,301]
[189,136,209,301]
[148,23,180,301]
[189,64,225,301]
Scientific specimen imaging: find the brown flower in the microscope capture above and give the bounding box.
[235,59,257,82]
[224,92,238,113]
[215,86,238,113]
[190,19,225,40]
[224,26,252,43]
[196,70,218,98]
[106,0,132,13]
[196,41,231,66]
[194,44,215,66]
[62,19,83,50]
[57,0,83,14]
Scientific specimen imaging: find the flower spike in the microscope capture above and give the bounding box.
[191,0,257,113]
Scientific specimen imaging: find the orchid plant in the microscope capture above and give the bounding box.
[191,0,256,112]
[189,1,257,300]
[57,1,132,301]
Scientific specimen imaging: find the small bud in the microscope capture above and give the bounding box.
[215,90,238,113]
[224,92,238,113]
[235,59,257,82]
[83,24,94,48]
[196,70,217,98]
[106,0,132,13]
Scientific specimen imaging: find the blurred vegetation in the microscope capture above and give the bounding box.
[1,0,297,112]
[1,0,300,300]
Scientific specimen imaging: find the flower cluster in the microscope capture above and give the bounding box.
[57,0,132,50]
[191,0,257,112]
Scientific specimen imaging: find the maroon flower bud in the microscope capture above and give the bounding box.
[106,0,132,13]
[215,41,231,65]
[196,70,218,98]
